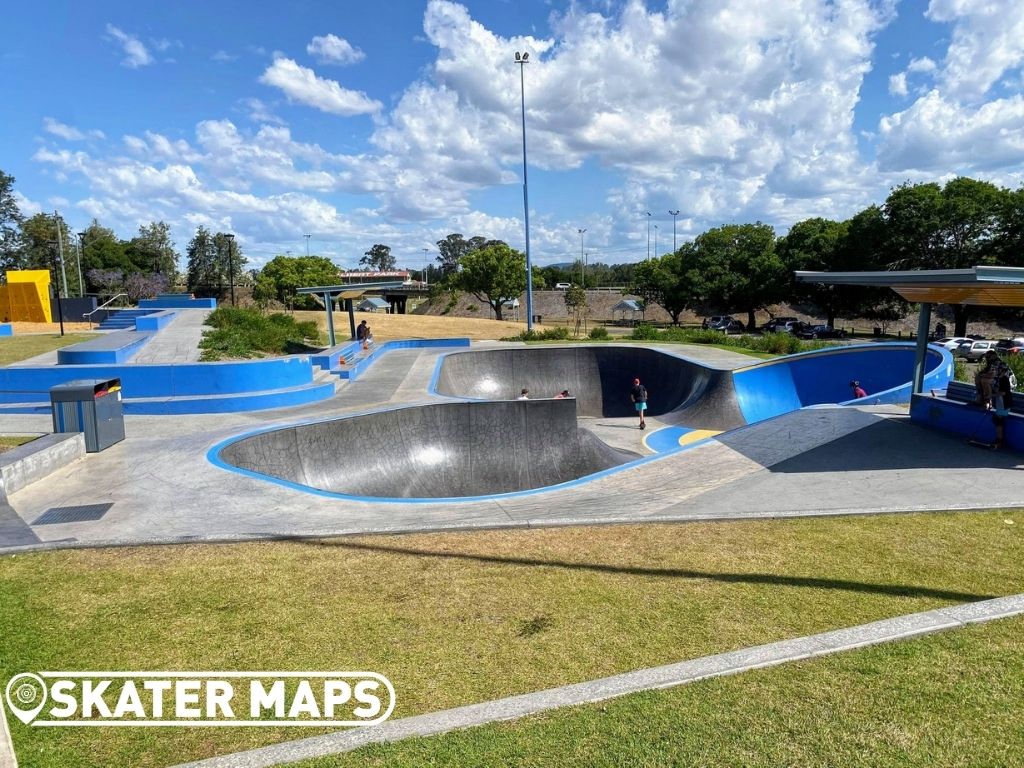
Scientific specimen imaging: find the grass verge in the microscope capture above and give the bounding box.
[1,511,1020,767]
[0,435,37,453]
[0,334,98,366]
[309,615,1024,767]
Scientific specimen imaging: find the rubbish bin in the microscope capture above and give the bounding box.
[50,378,125,453]
[533,315,543,324]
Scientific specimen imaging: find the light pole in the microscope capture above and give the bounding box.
[669,210,679,253]
[53,212,68,298]
[654,224,659,256]
[645,211,652,259]
[47,241,65,336]
[225,233,236,306]
[77,232,86,297]
[577,228,586,288]
[515,50,534,331]
[304,234,311,257]
[421,248,429,287]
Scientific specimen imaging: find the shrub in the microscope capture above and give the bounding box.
[466,304,479,312]
[199,307,323,361]
[588,325,609,340]
[630,324,660,341]
[501,326,571,342]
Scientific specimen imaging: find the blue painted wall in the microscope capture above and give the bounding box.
[135,310,177,330]
[0,324,12,337]
[910,394,1022,449]
[139,297,217,309]
[733,343,952,424]
[57,333,153,364]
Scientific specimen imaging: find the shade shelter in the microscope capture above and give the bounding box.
[611,299,644,325]
[297,281,405,346]
[357,297,391,313]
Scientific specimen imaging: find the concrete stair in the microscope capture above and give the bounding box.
[98,309,156,330]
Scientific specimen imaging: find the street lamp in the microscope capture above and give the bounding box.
[669,210,679,253]
[225,233,236,306]
[515,50,534,331]
[304,233,311,257]
[421,248,429,287]
[577,228,586,288]
[77,232,86,297]
[46,240,65,336]
[645,211,652,259]
[654,224,659,256]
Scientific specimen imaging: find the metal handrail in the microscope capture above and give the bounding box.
[84,293,129,329]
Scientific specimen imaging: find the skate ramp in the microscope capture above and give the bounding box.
[218,398,636,499]
[434,345,745,430]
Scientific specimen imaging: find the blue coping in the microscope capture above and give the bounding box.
[733,343,953,423]
[0,324,12,337]
[310,338,470,374]
[134,310,177,330]
[910,393,1023,450]
[139,297,217,309]
[56,332,154,364]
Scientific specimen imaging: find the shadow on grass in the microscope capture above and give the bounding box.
[292,538,996,603]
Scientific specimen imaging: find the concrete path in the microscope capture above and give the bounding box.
[130,309,211,363]
[0,697,16,768]
[173,593,1024,768]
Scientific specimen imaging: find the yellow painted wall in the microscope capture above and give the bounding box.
[0,270,52,322]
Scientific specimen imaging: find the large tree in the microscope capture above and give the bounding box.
[126,221,179,280]
[360,244,396,271]
[452,243,528,321]
[778,217,856,327]
[684,222,785,330]
[185,226,219,295]
[0,171,25,272]
[18,213,84,296]
[882,177,1007,334]
[254,255,340,309]
[631,253,689,324]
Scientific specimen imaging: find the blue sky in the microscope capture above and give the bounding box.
[2,0,1023,269]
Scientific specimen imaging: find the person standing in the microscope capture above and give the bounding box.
[849,380,867,399]
[356,320,371,349]
[992,370,1013,449]
[630,377,648,430]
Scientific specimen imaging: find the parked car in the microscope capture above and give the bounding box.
[995,338,1024,355]
[762,316,798,333]
[703,315,744,332]
[934,336,972,351]
[554,282,571,290]
[956,339,1000,361]
[796,324,847,340]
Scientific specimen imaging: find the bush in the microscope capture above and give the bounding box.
[630,324,660,340]
[199,307,323,361]
[588,325,609,340]
[745,332,804,355]
[501,326,571,342]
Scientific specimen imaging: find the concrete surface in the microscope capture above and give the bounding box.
[0,697,16,768]
[172,593,1024,768]
[219,398,636,499]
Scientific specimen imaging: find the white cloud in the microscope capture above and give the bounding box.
[889,72,908,96]
[907,56,936,73]
[212,50,239,62]
[13,191,42,217]
[306,34,365,65]
[240,97,286,125]
[259,58,382,116]
[105,24,154,68]
[43,118,105,141]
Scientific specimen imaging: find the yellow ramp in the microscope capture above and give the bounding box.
[1,270,52,322]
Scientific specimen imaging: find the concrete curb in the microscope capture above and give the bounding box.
[173,593,1024,768]
[0,697,18,768]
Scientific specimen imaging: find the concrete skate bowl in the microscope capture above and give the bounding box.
[434,345,745,430]
[215,398,637,500]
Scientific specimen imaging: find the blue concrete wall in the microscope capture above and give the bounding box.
[0,324,11,337]
[910,394,1022,449]
[139,297,217,309]
[733,343,953,424]
[57,333,153,364]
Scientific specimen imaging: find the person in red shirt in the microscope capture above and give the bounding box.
[849,380,867,399]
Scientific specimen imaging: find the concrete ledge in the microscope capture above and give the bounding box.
[56,331,153,364]
[910,393,1022,450]
[0,324,12,337]
[134,310,177,331]
[0,433,85,503]
[139,297,217,309]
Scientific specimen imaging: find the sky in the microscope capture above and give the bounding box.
[2,0,1023,270]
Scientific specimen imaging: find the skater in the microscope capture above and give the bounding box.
[849,380,867,399]
[992,369,1014,449]
[630,378,648,430]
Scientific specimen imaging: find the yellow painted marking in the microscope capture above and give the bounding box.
[678,429,721,446]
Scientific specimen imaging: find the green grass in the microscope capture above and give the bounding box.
[0,334,98,365]
[306,615,1024,767]
[1,511,1021,767]
[0,435,37,453]
[198,307,323,361]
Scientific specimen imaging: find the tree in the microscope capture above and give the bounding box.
[434,233,504,273]
[185,226,219,295]
[631,253,689,325]
[564,284,588,336]
[778,217,854,327]
[684,222,784,330]
[80,219,131,289]
[254,255,341,309]
[127,221,179,280]
[452,243,527,321]
[360,244,395,271]
[0,171,25,272]
[882,177,1007,335]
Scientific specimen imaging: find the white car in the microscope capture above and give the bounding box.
[934,336,971,351]
[555,282,571,290]
[956,339,999,361]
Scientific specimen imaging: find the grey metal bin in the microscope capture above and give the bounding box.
[50,378,125,452]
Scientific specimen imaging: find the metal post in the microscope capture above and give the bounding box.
[226,234,236,306]
[50,246,65,336]
[304,234,311,257]
[346,298,356,339]
[654,224,659,256]
[577,228,586,288]
[422,248,429,287]
[913,302,932,395]
[669,210,679,253]
[324,291,336,346]
[76,232,85,297]
[645,211,651,259]
[516,52,534,331]
[54,212,68,298]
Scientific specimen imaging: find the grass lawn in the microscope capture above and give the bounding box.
[1,511,1020,767]
[310,615,1024,768]
[0,435,38,453]
[292,310,528,342]
[0,333,98,366]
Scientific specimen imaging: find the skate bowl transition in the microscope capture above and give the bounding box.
[213,343,952,501]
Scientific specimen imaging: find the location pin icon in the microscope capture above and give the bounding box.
[5,673,48,725]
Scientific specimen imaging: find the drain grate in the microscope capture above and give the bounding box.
[33,503,113,526]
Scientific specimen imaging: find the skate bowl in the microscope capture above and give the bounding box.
[215,398,637,500]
